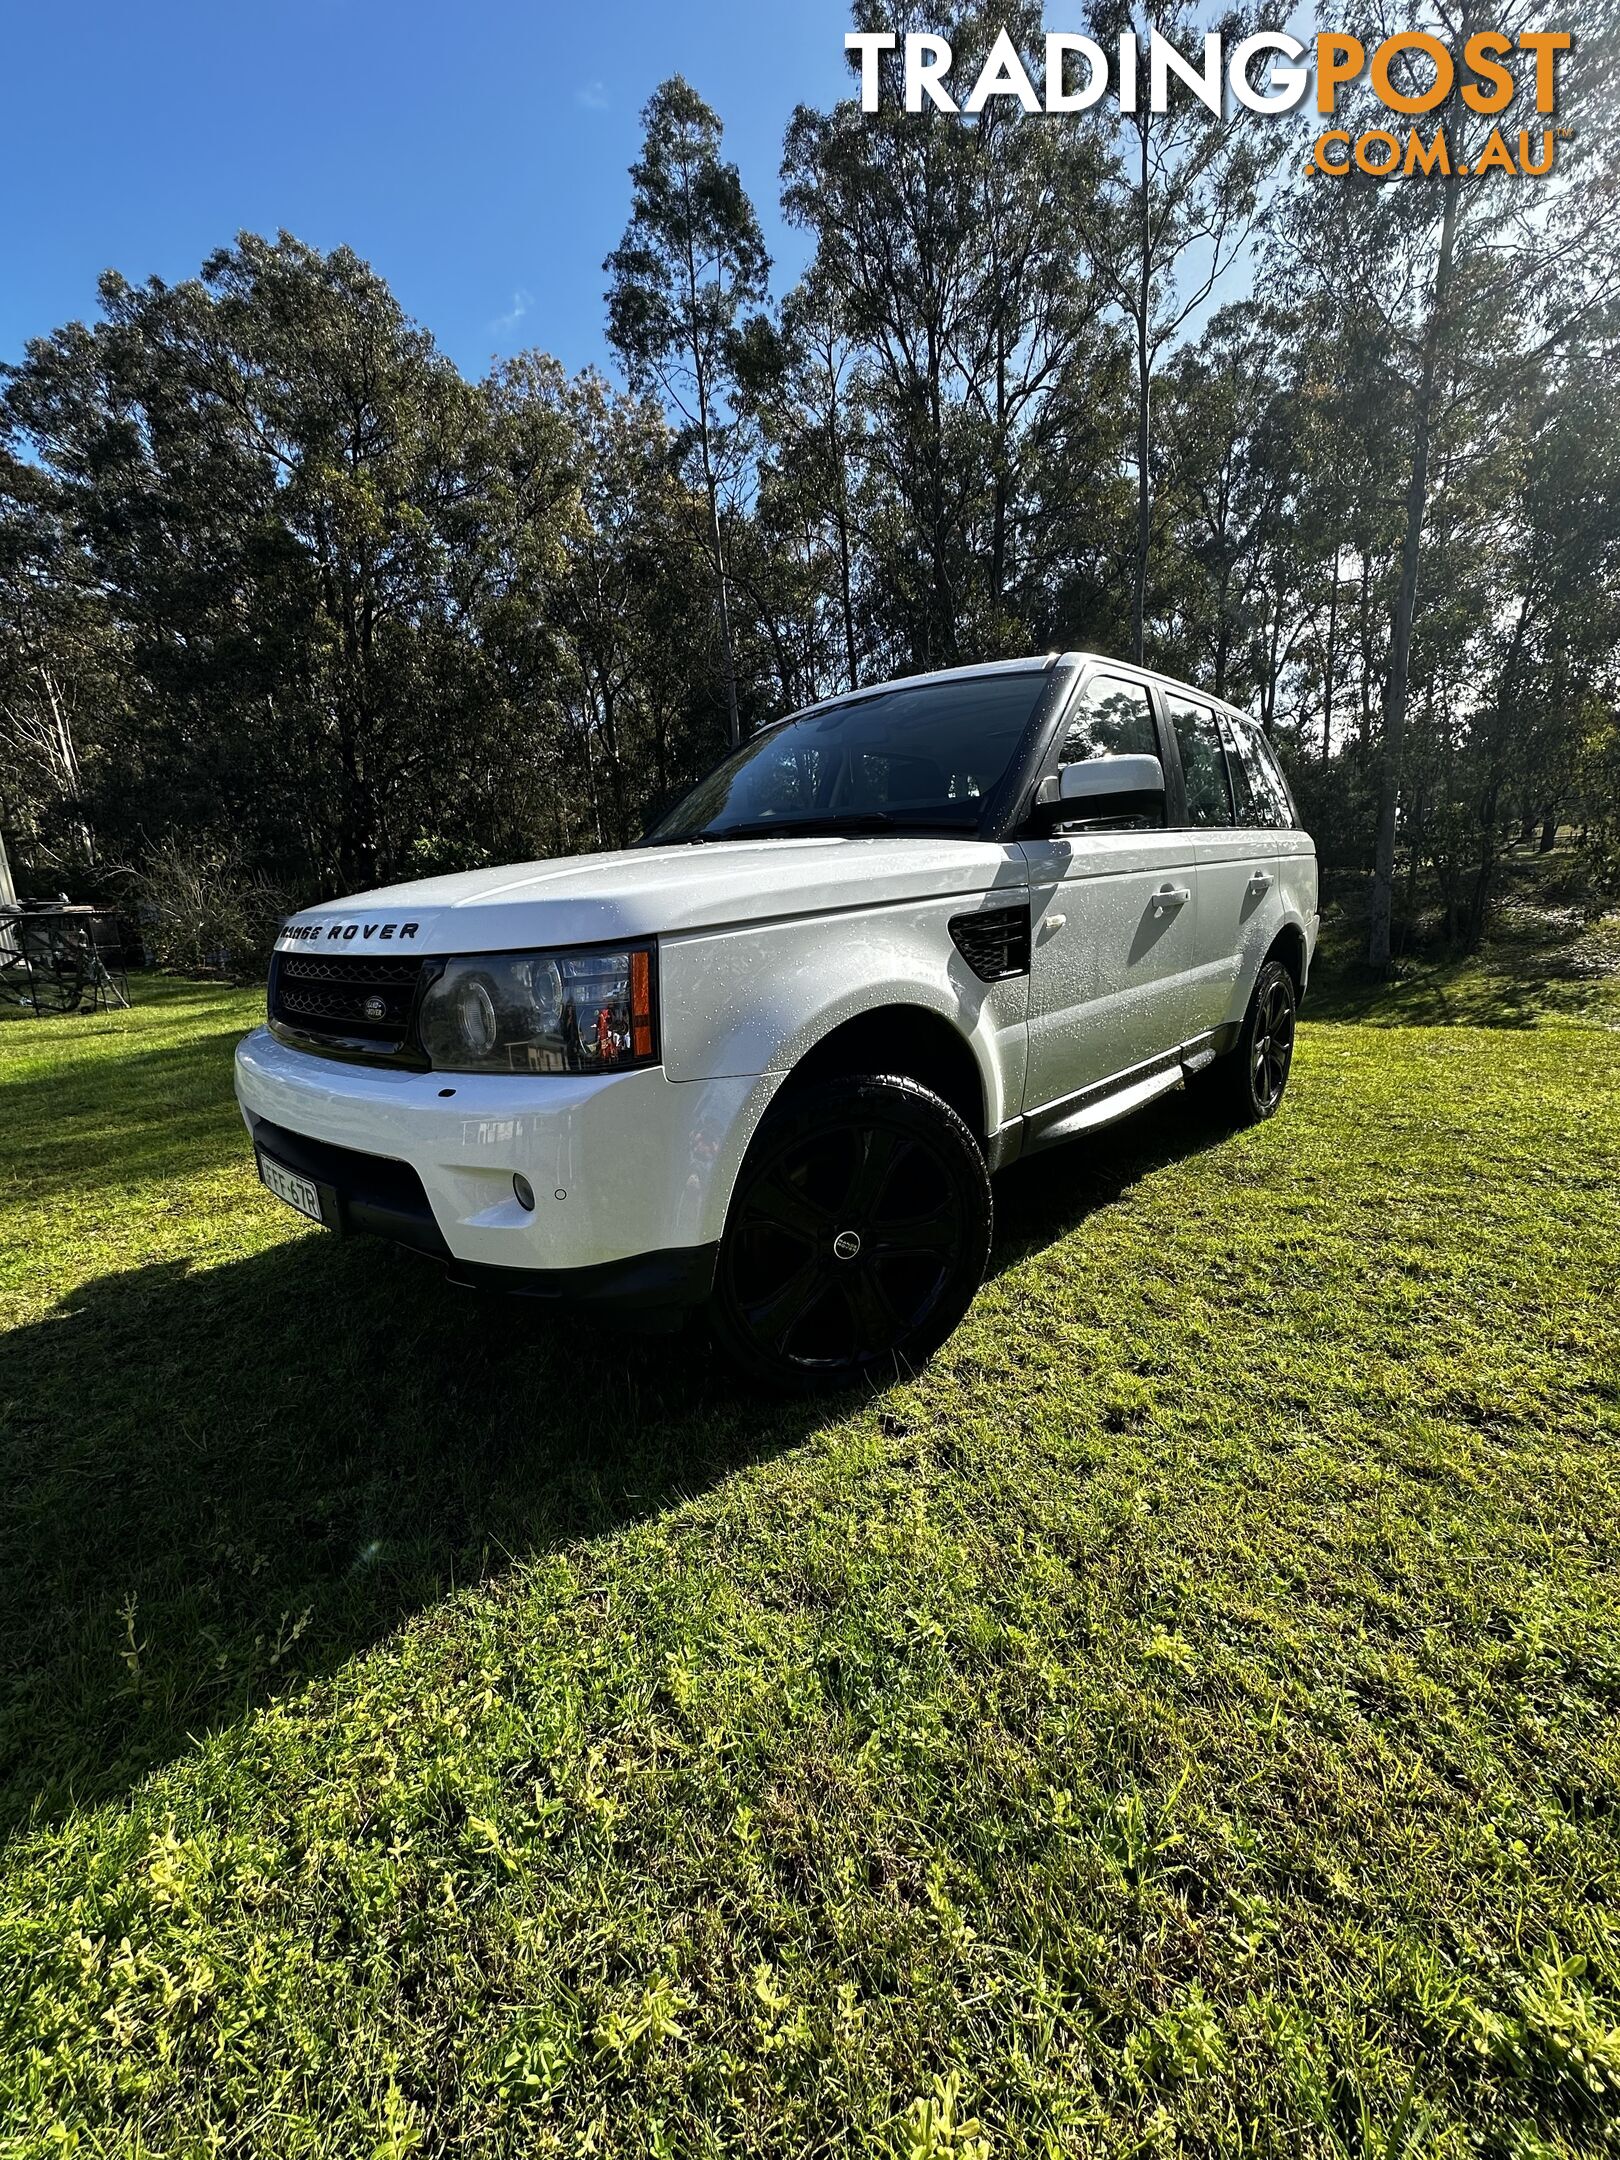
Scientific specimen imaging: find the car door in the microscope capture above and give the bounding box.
[1161,690,1279,1038]
[1017,668,1203,1113]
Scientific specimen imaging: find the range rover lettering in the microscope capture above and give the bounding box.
[235,655,1318,1390]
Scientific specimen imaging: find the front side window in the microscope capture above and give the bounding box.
[1166,695,1233,827]
[1049,672,1164,829]
[1058,673,1158,766]
[646,671,1051,842]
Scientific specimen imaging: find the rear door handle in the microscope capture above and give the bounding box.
[1247,871,1273,892]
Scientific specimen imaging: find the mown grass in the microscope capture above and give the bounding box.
[1,972,1618,2157]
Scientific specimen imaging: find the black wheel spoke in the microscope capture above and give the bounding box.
[867,1201,959,1263]
[746,1165,836,1244]
[842,1126,906,1219]
[843,1266,904,1359]
[740,1256,825,1351]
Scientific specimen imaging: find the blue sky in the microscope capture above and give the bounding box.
[1,0,854,380]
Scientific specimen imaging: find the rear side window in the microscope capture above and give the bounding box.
[1166,696,1233,827]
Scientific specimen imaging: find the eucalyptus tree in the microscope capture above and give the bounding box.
[1275,0,1620,967]
[606,77,770,750]
[1082,0,1273,668]
[741,275,872,697]
[1157,303,1297,702]
[0,441,120,882]
[490,363,718,847]
[1459,315,1620,930]
[784,1,1115,671]
[1,235,579,896]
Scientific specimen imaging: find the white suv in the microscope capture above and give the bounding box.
[235,654,1317,1389]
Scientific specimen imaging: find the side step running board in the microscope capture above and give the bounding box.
[1033,1061,1184,1146]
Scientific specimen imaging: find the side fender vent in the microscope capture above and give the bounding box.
[949,904,1031,982]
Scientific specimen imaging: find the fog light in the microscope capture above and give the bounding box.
[512,1173,535,1211]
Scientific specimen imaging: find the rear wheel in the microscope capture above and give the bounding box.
[711,1074,992,1393]
[1213,956,1298,1123]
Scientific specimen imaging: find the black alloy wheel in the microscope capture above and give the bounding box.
[712,1074,993,1392]
[1220,955,1298,1123]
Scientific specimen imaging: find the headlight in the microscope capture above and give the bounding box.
[417,944,658,1075]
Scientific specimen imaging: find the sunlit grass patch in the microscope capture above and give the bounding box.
[1,979,1617,2154]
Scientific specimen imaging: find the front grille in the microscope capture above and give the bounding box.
[949,904,1031,982]
[269,950,427,1052]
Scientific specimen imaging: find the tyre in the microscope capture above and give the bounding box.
[711,1073,993,1393]
[1213,956,1298,1123]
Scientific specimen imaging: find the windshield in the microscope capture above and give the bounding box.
[646,671,1050,843]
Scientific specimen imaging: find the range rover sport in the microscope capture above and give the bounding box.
[235,653,1318,1390]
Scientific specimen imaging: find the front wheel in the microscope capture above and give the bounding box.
[1213,956,1298,1123]
[711,1074,992,1393]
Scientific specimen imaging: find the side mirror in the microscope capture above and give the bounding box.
[1035,753,1165,824]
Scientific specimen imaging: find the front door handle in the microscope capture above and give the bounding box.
[1153,884,1191,912]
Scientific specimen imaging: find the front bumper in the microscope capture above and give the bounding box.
[233,1027,772,1298]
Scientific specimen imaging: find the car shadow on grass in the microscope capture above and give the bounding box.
[988,1079,1244,1279]
[0,1082,1240,1841]
[0,1232,841,1840]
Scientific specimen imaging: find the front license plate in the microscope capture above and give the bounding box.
[258,1151,326,1226]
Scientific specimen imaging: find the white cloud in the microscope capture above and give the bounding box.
[490,288,533,336]
[574,79,609,111]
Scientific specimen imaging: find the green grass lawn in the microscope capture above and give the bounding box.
[2,978,1618,2156]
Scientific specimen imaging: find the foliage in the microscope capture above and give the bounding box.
[121,832,288,980]
[606,76,770,750]
[0,4,1617,953]
[1,966,1617,2150]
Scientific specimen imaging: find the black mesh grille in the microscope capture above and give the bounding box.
[949,904,1031,982]
[269,950,427,1050]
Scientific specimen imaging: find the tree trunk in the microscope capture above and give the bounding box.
[1131,120,1151,667]
[704,476,741,751]
[1322,558,1340,763]
[1465,779,1501,950]
[1367,173,1461,973]
[990,320,1009,607]
[831,428,860,692]
[1356,557,1373,761]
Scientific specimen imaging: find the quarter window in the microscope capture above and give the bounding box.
[1218,713,1260,825]
[1237,719,1296,830]
[1166,696,1233,827]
